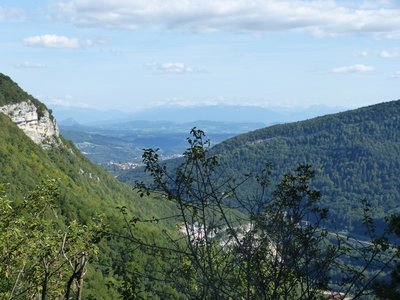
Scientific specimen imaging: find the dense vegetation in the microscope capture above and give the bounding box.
[0,76,184,298]
[122,100,400,234]
[130,129,400,299]
[0,179,106,299]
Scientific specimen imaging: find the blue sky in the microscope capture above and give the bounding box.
[1,0,399,112]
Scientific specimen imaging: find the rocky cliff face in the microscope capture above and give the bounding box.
[0,100,60,149]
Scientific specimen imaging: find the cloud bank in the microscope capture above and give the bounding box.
[54,0,400,37]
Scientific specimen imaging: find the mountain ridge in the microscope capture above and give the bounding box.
[0,73,60,148]
[214,99,400,230]
[51,102,344,125]
[0,73,181,298]
[0,73,48,117]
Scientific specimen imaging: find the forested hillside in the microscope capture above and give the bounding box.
[213,100,400,232]
[122,100,400,234]
[0,75,181,298]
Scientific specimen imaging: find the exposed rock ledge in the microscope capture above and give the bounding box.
[0,100,61,149]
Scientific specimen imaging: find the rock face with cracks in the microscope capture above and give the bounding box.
[0,100,60,149]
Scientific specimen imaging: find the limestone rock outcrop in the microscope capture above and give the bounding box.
[0,100,60,149]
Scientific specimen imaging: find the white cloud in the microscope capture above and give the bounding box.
[358,51,368,57]
[0,6,25,22]
[148,96,263,107]
[23,34,80,48]
[23,35,102,49]
[390,71,400,78]
[54,0,400,37]
[380,49,400,58]
[331,64,375,74]
[147,62,195,73]
[16,61,47,69]
[44,97,91,108]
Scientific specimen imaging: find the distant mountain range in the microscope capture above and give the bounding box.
[53,103,344,126]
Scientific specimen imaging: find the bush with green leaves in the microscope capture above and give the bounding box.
[0,179,105,300]
[131,128,400,299]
